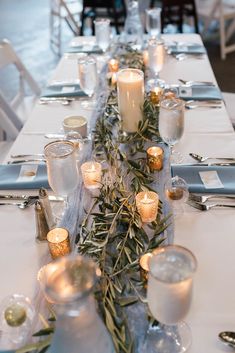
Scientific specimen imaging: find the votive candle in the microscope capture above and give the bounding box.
[136,191,159,223]
[117,69,144,133]
[147,146,164,171]
[140,253,152,283]
[47,228,71,259]
[143,50,149,66]
[150,87,163,105]
[81,161,102,189]
[108,59,119,73]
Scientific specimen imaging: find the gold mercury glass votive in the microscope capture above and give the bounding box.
[47,228,71,259]
[150,87,164,105]
[81,161,102,189]
[147,146,164,171]
[108,59,119,73]
[135,191,159,223]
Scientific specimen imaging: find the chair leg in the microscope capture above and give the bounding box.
[220,13,226,60]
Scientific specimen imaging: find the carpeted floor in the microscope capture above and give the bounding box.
[0,0,235,96]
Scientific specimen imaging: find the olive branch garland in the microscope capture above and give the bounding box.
[16,45,170,353]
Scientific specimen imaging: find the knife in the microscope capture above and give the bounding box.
[0,194,64,202]
[172,162,235,167]
[7,159,46,164]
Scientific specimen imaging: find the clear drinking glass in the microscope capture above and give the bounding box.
[148,38,165,78]
[44,140,79,220]
[145,245,197,353]
[78,56,98,110]
[165,176,189,216]
[145,8,162,38]
[94,18,110,52]
[159,98,185,163]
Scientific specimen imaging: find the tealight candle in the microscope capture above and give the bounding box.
[150,87,163,105]
[108,59,119,73]
[147,146,164,171]
[47,228,71,259]
[117,69,144,133]
[63,115,87,138]
[143,50,149,66]
[139,252,152,283]
[136,191,159,223]
[81,161,102,189]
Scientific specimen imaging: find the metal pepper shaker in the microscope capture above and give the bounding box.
[39,187,55,229]
[35,201,50,242]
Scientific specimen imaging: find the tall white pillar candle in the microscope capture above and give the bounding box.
[117,69,144,133]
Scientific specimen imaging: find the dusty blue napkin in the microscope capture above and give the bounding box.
[168,43,206,54]
[179,85,222,101]
[0,164,49,190]
[41,84,87,98]
[172,165,235,194]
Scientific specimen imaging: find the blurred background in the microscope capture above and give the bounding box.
[0,0,235,98]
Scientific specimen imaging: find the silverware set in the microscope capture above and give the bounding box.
[187,193,235,211]
[0,194,63,209]
[39,97,76,105]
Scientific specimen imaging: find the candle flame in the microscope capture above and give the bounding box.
[143,193,148,201]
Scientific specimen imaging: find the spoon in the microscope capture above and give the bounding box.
[189,153,235,162]
[219,331,235,348]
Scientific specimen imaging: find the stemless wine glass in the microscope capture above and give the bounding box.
[145,8,162,39]
[148,38,165,78]
[44,140,79,221]
[78,56,98,110]
[145,245,197,353]
[94,18,110,52]
[159,98,185,164]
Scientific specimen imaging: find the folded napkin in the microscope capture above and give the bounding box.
[66,44,103,54]
[41,84,87,98]
[0,164,49,190]
[178,85,222,101]
[172,165,235,194]
[168,43,206,54]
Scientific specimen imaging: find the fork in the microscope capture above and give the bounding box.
[187,200,235,211]
[189,193,235,203]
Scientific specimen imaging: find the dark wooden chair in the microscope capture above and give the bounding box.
[80,0,126,35]
[150,0,199,33]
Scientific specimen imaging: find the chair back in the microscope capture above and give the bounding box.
[0,39,40,138]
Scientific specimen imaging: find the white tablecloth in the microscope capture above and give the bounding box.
[1,34,235,353]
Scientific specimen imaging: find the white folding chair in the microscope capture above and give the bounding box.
[223,92,235,127]
[0,39,40,140]
[50,0,83,55]
[196,0,235,59]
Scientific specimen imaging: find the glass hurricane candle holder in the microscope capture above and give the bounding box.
[136,191,159,223]
[147,146,164,171]
[47,227,71,259]
[81,161,102,189]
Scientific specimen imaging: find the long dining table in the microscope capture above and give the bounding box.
[1,33,235,353]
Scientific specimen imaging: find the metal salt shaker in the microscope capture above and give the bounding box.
[39,187,55,229]
[35,200,50,242]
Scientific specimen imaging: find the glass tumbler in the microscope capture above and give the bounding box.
[145,245,197,353]
[94,18,110,52]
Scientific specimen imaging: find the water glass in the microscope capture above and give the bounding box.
[159,98,185,163]
[94,18,110,52]
[145,245,197,353]
[78,56,97,97]
[145,8,162,38]
[44,140,79,220]
[148,38,165,77]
